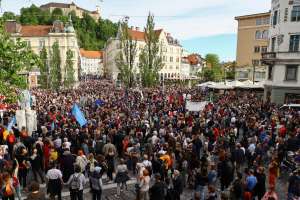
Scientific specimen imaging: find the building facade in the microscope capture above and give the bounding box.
[5,20,80,85]
[262,0,300,104]
[80,49,103,76]
[235,12,270,82]
[104,27,183,81]
[40,2,100,20]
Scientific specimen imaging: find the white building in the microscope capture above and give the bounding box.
[80,49,103,76]
[262,0,300,104]
[104,27,183,81]
[5,19,80,84]
[180,54,205,79]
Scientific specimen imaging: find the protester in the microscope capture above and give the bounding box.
[89,166,103,200]
[115,158,129,196]
[25,181,45,200]
[66,164,86,200]
[46,162,63,200]
[0,79,298,200]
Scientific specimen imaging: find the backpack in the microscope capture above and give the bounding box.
[7,135,15,144]
[2,182,14,197]
[70,174,81,190]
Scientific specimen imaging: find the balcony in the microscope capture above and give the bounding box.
[261,51,300,65]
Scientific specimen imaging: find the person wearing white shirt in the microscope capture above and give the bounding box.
[46,163,63,200]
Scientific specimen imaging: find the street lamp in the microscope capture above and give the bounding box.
[252,60,257,84]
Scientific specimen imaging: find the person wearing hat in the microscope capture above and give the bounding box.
[149,174,166,200]
[89,166,103,200]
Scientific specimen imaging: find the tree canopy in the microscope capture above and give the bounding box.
[0,19,40,103]
[1,4,118,51]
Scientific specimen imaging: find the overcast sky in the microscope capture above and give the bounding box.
[0,0,271,61]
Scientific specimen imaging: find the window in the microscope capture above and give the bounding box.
[176,57,179,62]
[261,46,268,53]
[252,59,260,66]
[289,35,300,52]
[273,10,278,26]
[170,56,173,62]
[262,30,269,39]
[176,66,179,70]
[271,37,276,52]
[254,46,260,53]
[268,65,273,80]
[291,6,300,22]
[285,65,298,81]
[169,65,173,69]
[255,72,266,79]
[255,30,262,39]
[257,17,270,25]
[256,18,262,25]
[238,71,248,79]
[39,40,45,48]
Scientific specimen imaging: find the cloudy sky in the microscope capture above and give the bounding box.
[1,0,270,61]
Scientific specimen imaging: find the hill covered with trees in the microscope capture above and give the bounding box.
[1,4,119,50]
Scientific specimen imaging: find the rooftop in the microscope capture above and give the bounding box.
[80,49,103,59]
[235,11,270,20]
[127,29,163,41]
[40,2,99,14]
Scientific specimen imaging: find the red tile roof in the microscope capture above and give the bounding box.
[127,29,163,41]
[187,54,200,65]
[80,49,103,59]
[20,25,52,37]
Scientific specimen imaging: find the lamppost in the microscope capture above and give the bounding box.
[252,60,257,84]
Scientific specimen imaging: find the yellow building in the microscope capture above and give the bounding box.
[40,2,100,21]
[5,19,80,87]
[235,12,270,82]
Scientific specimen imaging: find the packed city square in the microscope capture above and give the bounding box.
[0,80,299,200]
[1,0,300,199]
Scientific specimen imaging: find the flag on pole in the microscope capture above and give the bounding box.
[7,116,16,132]
[71,104,87,127]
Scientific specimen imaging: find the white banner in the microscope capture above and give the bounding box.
[26,109,37,135]
[16,110,26,131]
[186,101,208,112]
[15,109,37,136]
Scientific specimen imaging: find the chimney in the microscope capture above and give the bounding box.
[4,20,21,34]
[135,27,140,31]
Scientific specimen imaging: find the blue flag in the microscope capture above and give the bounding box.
[95,99,105,107]
[71,104,87,127]
[7,116,16,132]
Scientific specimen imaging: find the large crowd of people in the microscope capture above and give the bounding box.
[0,80,299,200]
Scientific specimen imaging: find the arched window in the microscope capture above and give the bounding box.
[262,30,269,39]
[255,30,262,39]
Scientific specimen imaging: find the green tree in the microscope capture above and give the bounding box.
[139,13,163,87]
[0,19,40,103]
[39,47,49,89]
[49,41,62,90]
[203,54,223,81]
[20,5,41,25]
[2,12,17,21]
[64,49,75,89]
[222,61,236,80]
[116,19,137,88]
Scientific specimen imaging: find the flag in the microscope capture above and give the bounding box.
[71,104,87,127]
[95,99,105,107]
[7,116,16,132]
